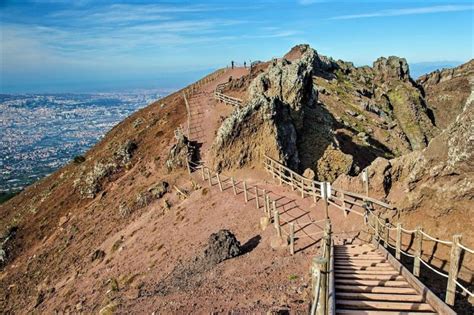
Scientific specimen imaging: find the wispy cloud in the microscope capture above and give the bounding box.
[298,0,327,5]
[330,5,474,20]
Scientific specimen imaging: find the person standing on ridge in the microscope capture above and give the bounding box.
[231,61,234,69]
[244,61,246,68]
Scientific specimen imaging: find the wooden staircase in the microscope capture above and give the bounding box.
[334,244,437,314]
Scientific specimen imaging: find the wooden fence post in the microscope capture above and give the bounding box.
[301,177,305,198]
[206,168,212,186]
[446,234,462,306]
[243,181,248,202]
[289,223,295,255]
[278,165,283,185]
[312,181,317,203]
[375,218,380,242]
[396,223,402,260]
[290,172,295,191]
[413,227,423,277]
[216,173,223,192]
[341,192,347,217]
[312,256,328,315]
[384,222,389,248]
[266,195,271,218]
[185,156,191,175]
[255,187,260,209]
[231,177,237,195]
[273,201,281,238]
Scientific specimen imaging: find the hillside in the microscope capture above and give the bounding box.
[1,45,472,313]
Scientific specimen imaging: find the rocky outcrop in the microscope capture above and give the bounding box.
[212,47,318,171]
[417,60,474,129]
[211,45,441,180]
[166,129,197,172]
[336,83,473,222]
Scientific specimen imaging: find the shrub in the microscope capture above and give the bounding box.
[73,155,86,164]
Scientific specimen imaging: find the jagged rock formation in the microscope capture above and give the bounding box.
[418,60,474,129]
[335,76,473,238]
[212,45,437,180]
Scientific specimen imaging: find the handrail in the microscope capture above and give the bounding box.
[213,90,243,106]
[365,207,473,306]
[310,221,332,315]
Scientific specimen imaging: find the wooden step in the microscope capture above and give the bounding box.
[335,279,410,287]
[336,310,436,315]
[336,292,424,302]
[336,274,405,281]
[336,300,434,311]
[336,285,417,294]
[335,253,381,257]
[336,269,400,275]
[335,262,391,267]
[335,257,386,261]
[336,265,395,271]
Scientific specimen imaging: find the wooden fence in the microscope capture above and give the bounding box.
[263,154,473,307]
[213,90,243,107]
[213,81,243,106]
[365,207,473,306]
[263,155,394,218]
[185,159,325,256]
[310,221,334,315]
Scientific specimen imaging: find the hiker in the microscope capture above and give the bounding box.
[244,61,246,68]
[231,60,234,69]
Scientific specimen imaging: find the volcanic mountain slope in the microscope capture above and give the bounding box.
[418,59,474,129]
[212,44,438,182]
[0,45,472,313]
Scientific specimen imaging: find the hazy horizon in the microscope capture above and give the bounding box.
[1,0,472,93]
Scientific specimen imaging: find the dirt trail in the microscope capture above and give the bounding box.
[186,67,366,254]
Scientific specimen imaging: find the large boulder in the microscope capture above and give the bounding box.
[203,229,242,265]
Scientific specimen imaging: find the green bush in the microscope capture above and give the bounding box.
[73,155,86,164]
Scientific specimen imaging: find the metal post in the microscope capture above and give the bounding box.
[323,183,329,219]
[446,234,462,306]
[363,169,369,197]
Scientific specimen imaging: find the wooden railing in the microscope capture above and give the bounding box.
[214,90,243,106]
[365,207,473,306]
[263,154,473,308]
[310,221,334,315]
[264,155,394,218]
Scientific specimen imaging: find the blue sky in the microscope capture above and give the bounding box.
[0,0,472,93]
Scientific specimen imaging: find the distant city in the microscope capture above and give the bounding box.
[0,91,164,193]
